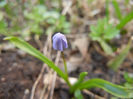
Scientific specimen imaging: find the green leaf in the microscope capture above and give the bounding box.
[99,40,113,55]
[105,0,109,19]
[4,36,67,81]
[0,20,7,30]
[0,20,8,35]
[89,18,120,41]
[55,15,71,34]
[125,0,130,5]
[70,72,88,93]
[108,39,131,70]
[0,11,4,20]
[39,0,45,4]
[116,11,133,29]
[124,82,133,88]
[24,5,46,22]
[46,26,56,34]
[43,11,59,19]
[89,18,120,55]
[105,0,110,20]
[103,24,120,40]
[112,0,122,20]
[124,72,133,84]
[56,15,66,30]
[74,89,84,99]
[78,78,133,98]
[30,23,43,35]
[89,25,102,41]
[96,18,105,34]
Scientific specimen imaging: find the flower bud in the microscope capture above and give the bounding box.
[52,32,68,51]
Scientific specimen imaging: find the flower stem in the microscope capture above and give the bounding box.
[61,52,71,87]
[61,52,68,75]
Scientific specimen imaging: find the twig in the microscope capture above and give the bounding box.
[30,36,49,99]
[61,0,72,15]
[40,34,52,99]
[39,83,47,99]
[30,64,47,99]
[49,51,61,99]
[83,89,105,99]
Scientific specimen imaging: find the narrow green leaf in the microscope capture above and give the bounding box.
[105,0,109,20]
[125,0,130,5]
[108,39,131,70]
[70,72,88,93]
[79,78,133,98]
[89,18,119,41]
[4,36,67,81]
[74,89,84,99]
[116,11,133,29]
[124,72,133,84]
[103,24,120,40]
[99,40,113,55]
[39,0,45,4]
[112,0,122,20]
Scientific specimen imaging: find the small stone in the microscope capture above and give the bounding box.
[24,89,30,95]
[1,77,5,82]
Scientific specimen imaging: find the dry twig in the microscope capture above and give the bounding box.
[30,35,50,99]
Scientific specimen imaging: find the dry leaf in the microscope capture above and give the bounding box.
[73,36,89,58]
[59,56,83,73]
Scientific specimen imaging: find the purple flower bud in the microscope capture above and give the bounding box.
[52,32,68,51]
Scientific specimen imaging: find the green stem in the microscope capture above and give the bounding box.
[99,39,113,55]
[61,52,71,87]
[112,0,122,20]
[61,52,68,75]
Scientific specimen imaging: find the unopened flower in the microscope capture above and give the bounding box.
[52,32,68,51]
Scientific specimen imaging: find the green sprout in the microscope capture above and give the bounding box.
[110,0,133,30]
[89,18,120,55]
[108,39,132,71]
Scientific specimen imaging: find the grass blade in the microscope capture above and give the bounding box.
[116,11,133,29]
[70,72,88,93]
[99,40,113,55]
[112,0,122,20]
[79,78,133,98]
[107,39,131,71]
[105,0,110,20]
[74,89,84,99]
